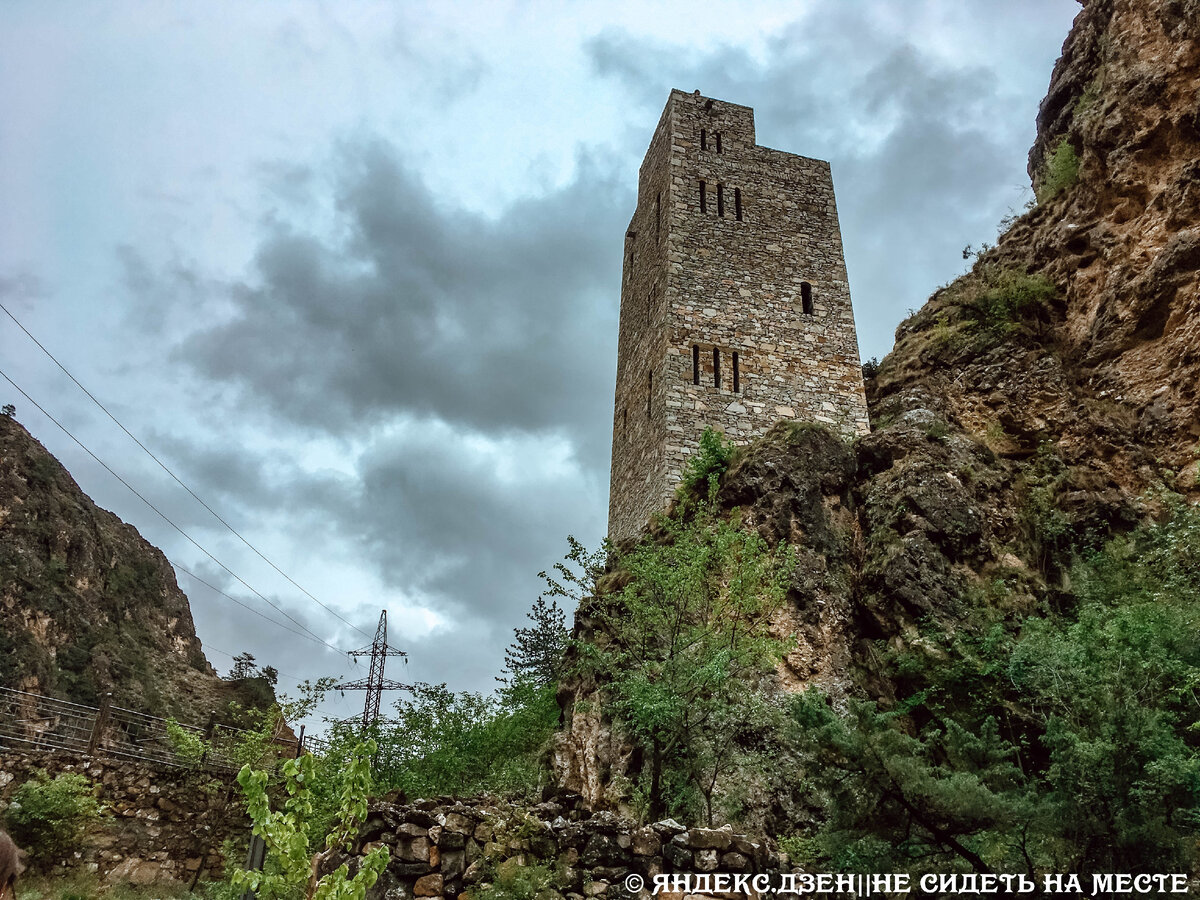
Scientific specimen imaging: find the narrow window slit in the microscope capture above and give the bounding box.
[699,180,707,213]
[715,132,722,153]
[700,129,707,151]
[735,188,742,221]
[801,282,814,315]
[692,345,700,385]
[717,184,724,217]
[732,352,740,393]
[647,371,653,418]
[713,347,721,389]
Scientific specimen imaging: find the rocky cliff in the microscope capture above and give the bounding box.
[554,0,1200,812]
[0,413,255,720]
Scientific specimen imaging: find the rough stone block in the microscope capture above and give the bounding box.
[685,829,731,851]
[414,874,444,897]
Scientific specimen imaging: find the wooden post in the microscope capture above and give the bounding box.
[294,724,306,759]
[240,835,267,900]
[87,692,112,757]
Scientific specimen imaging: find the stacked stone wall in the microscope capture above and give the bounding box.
[0,749,246,887]
[609,90,870,542]
[331,793,785,900]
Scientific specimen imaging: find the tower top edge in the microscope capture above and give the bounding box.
[666,88,755,115]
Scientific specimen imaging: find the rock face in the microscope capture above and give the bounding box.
[882,0,1200,492]
[555,0,1200,812]
[0,414,249,719]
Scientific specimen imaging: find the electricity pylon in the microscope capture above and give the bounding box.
[333,609,411,728]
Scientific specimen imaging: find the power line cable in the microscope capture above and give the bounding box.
[0,366,346,655]
[171,561,344,652]
[0,300,371,640]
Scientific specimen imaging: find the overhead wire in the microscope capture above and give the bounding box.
[171,560,346,653]
[0,366,348,656]
[0,300,372,640]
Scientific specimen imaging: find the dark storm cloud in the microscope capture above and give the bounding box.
[345,425,599,626]
[180,560,359,682]
[586,4,1067,357]
[180,139,629,453]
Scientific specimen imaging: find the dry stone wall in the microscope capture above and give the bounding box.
[332,793,785,900]
[609,90,870,542]
[0,749,246,887]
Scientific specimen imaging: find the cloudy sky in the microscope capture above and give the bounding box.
[0,0,1080,725]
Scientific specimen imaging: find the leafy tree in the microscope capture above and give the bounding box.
[1,403,14,417]
[576,506,792,822]
[537,533,607,606]
[233,741,388,900]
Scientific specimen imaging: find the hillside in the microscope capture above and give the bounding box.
[0,413,267,721]
[552,0,1200,855]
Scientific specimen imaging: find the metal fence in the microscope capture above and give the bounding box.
[0,685,318,770]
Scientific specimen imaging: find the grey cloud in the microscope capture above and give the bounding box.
[346,428,602,626]
[180,139,627,461]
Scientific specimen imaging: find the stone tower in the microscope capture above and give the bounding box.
[608,90,870,542]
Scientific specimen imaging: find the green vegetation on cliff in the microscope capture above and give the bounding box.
[790,497,1200,876]
[575,495,792,824]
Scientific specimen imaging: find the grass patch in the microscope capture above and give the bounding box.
[1036,137,1080,203]
[16,873,199,900]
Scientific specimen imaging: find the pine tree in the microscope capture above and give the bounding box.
[501,594,568,688]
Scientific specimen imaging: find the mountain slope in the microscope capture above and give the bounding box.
[0,413,257,720]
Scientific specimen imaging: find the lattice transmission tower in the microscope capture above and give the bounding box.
[332,609,411,728]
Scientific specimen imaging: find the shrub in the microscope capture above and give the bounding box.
[678,427,735,501]
[789,498,1200,877]
[165,717,210,769]
[935,264,1057,350]
[1036,137,1080,203]
[860,357,879,380]
[2,770,102,864]
[972,267,1057,328]
[233,742,388,900]
[469,861,556,900]
[364,679,558,800]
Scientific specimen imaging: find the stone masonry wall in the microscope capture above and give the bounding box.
[610,98,674,546]
[330,792,785,900]
[0,749,247,887]
[609,90,870,542]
